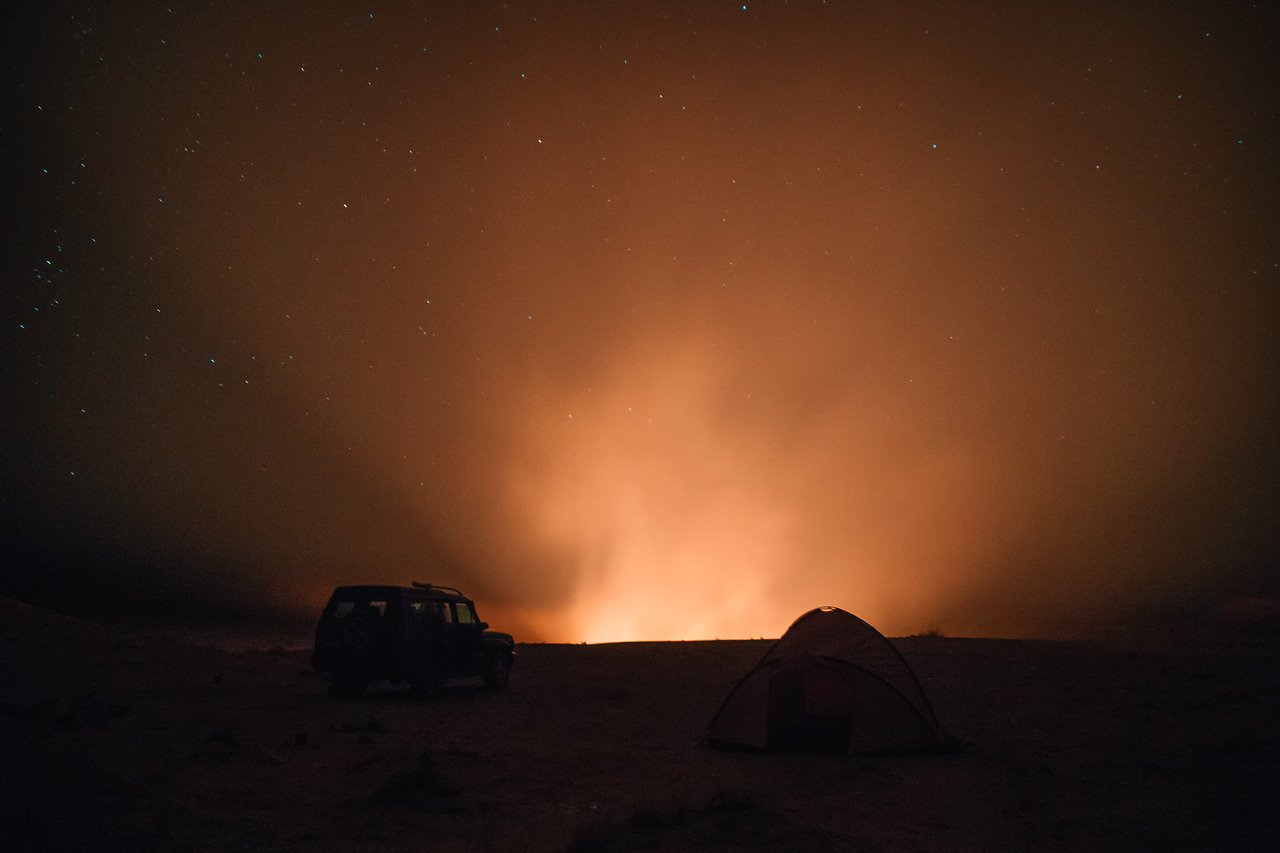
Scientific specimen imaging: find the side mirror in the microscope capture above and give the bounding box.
[479,622,489,630]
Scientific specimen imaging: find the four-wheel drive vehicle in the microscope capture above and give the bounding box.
[311,582,514,697]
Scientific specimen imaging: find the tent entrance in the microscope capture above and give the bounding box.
[766,661,856,752]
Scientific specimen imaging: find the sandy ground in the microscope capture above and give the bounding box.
[2,598,1277,851]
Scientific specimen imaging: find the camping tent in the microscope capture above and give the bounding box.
[707,607,949,754]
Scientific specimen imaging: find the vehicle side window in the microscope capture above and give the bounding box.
[456,604,475,625]
[407,601,428,621]
[436,602,453,624]
[333,600,387,619]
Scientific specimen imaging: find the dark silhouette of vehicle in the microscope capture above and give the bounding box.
[311,582,514,697]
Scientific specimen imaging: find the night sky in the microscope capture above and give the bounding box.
[4,1,1278,641]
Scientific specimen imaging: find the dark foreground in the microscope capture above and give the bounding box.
[2,599,1277,851]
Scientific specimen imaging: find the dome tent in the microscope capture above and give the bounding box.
[708,607,950,754]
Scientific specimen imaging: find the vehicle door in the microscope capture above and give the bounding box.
[399,593,439,677]
[449,600,486,671]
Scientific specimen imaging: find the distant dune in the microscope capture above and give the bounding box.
[1,597,1277,850]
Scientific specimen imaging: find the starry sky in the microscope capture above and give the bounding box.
[4,1,1278,641]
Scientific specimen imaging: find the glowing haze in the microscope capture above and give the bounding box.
[4,3,1278,641]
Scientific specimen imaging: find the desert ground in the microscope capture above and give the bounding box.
[2,597,1277,851]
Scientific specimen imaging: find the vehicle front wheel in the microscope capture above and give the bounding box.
[483,651,512,688]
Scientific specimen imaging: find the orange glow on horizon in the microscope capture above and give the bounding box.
[495,340,967,643]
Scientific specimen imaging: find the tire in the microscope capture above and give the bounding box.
[484,651,511,689]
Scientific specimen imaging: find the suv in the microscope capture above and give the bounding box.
[311,582,514,697]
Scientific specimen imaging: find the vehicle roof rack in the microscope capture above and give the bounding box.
[411,581,464,596]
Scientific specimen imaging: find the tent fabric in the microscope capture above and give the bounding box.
[708,607,947,754]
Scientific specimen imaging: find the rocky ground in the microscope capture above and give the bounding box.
[2,597,1277,850]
